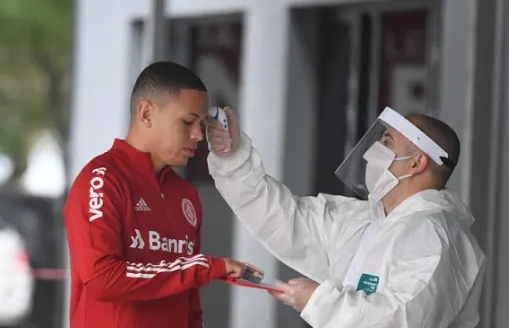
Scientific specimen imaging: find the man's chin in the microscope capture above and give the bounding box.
[171,157,191,167]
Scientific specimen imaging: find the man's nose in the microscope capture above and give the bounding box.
[192,124,204,142]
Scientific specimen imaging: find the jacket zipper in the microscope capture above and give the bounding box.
[158,171,166,208]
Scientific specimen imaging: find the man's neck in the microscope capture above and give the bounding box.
[125,128,165,175]
[382,193,409,216]
[382,184,436,216]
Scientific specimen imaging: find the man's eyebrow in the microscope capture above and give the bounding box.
[383,131,395,141]
[186,113,199,118]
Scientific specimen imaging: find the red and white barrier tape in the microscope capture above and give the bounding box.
[31,268,68,280]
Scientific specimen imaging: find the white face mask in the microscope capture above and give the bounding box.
[363,141,414,201]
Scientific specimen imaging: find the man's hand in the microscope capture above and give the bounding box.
[222,258,247,278]
[268,278,319,312]
[206,106,241,156]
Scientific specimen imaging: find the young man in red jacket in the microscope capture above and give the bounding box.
[64,61,247,328]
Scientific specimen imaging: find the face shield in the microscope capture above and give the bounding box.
[334,107,450,200]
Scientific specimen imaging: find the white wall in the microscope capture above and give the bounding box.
[69,0,134,180]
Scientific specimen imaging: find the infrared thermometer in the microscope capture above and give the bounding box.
[207,106,231,152]
[208,106,229,130]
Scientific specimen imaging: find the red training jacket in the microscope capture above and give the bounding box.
[63,139,226,328]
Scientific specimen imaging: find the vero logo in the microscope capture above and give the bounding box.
[89,167,107,222]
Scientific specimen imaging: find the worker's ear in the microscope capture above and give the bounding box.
[409,152,428,175]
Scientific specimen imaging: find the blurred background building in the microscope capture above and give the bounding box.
[1,0,509,327]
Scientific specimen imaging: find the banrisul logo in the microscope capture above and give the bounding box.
[89,167,106,222]
[130,229,145,249]
[129,229,195,256]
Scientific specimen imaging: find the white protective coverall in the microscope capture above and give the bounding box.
[207,132,486,328]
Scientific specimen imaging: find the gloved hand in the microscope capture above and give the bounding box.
[268,278,319,312]
[205,106,241,156]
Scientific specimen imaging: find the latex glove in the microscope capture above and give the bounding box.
[205,106,240,156]
[269,278,319,312]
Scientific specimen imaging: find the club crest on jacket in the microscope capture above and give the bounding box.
[181,198,197,227]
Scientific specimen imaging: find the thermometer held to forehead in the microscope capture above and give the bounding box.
[208,106,229,130]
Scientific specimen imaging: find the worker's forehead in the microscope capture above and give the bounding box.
[383,126,409,143]
[384,115,428,144]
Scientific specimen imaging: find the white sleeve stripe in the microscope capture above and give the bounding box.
[126,273,156,279]
[125,255,208,270]
[125,261,210,279]
[168,257,208,269]
[181,261,208,270]
[125,254,207,268]
[183,254,207,261]
[126,259,209,272]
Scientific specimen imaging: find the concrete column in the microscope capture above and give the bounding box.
[142,0,168,66]
[278,8,321,327]
[467,0,497,326]
[68,3,133,175]
[435,0,477,201]
[479,1,509,327]
[228,3,290,328]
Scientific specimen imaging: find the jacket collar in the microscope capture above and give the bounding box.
[382,189,474,227]
[110,139,171,179]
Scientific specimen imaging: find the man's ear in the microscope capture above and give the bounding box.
[137,100,155,128]
[411,153,428,174]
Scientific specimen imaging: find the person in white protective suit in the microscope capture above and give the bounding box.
[205,106,486,328]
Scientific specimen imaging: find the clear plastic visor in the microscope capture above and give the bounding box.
[334,119,392,200]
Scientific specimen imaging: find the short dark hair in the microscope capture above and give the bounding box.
[130,61,207,117]
[406,114,460,186]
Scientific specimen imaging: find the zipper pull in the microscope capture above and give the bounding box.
[161,193,165,199]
